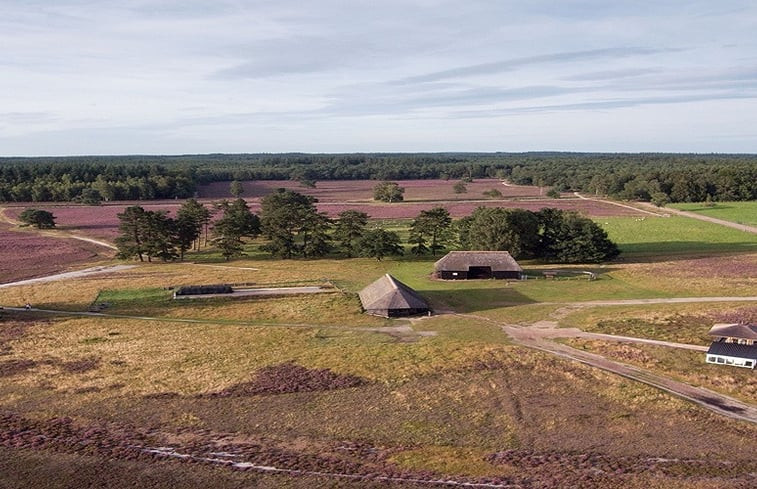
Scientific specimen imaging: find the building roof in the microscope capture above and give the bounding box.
[434,251,523,272]
[707,341,757,360]
[708,323,757,340]
[358,274,429,311]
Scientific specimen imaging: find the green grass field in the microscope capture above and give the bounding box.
[597,215,757,256]
[670,201,757,226]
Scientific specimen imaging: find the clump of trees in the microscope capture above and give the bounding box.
[113,189,619,264]
[409,207,452,256]
[373,181,404,202]
[260,189,331,259]
[212,199,260,260]
[18,209,56,229]
[456,207,618,263]
[116,200,215,262]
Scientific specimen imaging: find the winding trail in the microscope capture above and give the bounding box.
[0,206,117,250]
[573,192,665,217]
[453,296,757,424]
[636,201,757,234]
[0,265,135,289]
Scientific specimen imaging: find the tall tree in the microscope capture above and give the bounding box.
[460,207,539,258]
[536,209,619,263]
[229,180,244,198]
[260,189,331,258]
[373,181,404,203]
[115,206,148,261]
[409,207,452,256]
[212,198,260,261]
[334,210,369,257]
[141,210,178,262]
[175,198,206,256]
[358,228,403,261]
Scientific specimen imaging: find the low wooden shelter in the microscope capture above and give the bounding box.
[705,323,757,369]
[358,274,430,318]
[434,251,523,280]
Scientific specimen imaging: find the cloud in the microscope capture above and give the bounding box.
[394,47,672,84]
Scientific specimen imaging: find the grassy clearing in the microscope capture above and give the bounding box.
[671,201,757,226]
[598,215,757,256]
[566,339,757,405]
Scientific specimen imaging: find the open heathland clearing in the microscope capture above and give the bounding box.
[197,178,546,201]
[0,222,110,284]
[671,201,757,227]
[1,195,756,487]
[0,180,649,245]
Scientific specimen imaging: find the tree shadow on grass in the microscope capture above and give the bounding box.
[617,242,757,263]
[419,287,536,314]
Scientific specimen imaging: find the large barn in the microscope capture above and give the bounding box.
[434,251,523,280]
[358,274,430,318]
[705,323,757,369]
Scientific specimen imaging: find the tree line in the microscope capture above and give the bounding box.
[111,189,618,264]
[2,152,753,204]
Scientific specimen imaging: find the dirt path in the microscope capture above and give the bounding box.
[636,201,757,234]
[573,192,665,217]
[0,265,136,289]
[0,206,117,250]
[511,332,757,423]
[455,299,757,424]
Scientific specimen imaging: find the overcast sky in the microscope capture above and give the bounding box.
[2,0,756,155]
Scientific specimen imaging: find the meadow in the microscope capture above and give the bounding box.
[671,201,757,226]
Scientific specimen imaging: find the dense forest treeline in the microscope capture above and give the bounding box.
[0,153,755,203]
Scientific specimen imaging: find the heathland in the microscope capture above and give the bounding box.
[1,176,756,488]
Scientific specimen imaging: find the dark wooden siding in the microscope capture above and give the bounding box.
[439,270,520,280]
[440,271,468,280]
[366,307,430,318]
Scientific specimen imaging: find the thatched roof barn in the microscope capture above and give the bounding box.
[358,274,429,318]
[434,251,523,280]
[705,323,757,369]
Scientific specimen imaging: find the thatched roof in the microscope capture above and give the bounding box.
[708,323,757,340]
[434,251,522,272]
[358,274,428,312]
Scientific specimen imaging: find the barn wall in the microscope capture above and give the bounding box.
[493,271,521,279]
[439,271,468,280]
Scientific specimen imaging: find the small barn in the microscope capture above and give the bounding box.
[358,274,430,318]
[434,251,523,280]
[705,323,757,369]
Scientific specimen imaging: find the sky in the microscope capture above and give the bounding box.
[1,0,757,156]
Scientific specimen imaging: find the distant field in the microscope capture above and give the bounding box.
[670,201,757,226]
[197,178,544,201]
[1,181,645,244]
[598,215,757,256]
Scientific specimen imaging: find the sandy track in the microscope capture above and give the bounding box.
[637,201,757,233]
[0,206,117,250]
[0,265,136,289]
[461,298,757,424]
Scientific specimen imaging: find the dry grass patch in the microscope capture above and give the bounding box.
[567,339,757,405]
[560,302,757,345]
[0,316,519,396]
